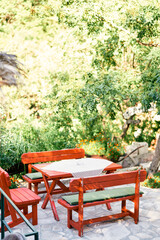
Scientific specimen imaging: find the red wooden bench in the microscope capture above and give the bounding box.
[0,167,41,230]
[58,169,147,237]
[21,148,85,194]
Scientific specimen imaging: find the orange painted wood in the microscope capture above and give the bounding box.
[58,170,147,237]
[21,148,86,194]
[3,212,33,230]
[69,170,146,192]
[82,212,130,225]
[32,163,73,179]
[42,175,59,220]
[104,162,122,172]
[22,148,122,220]
[0,167,41,232]
[10,188,40,205]
[21,148,85,164]
[31,158,122,220]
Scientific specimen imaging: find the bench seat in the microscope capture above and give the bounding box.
[25,172,43,180]
[61,186,144,205]
[10,188,41,206]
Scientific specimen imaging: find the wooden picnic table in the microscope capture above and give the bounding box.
[32,159,122,221]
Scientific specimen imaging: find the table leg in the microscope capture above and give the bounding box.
[42,177,57,209]
[42,175,59,221]
[56,180,70,192]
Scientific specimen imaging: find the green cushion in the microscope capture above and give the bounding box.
[25,172,43,180]
[62,187,144,205]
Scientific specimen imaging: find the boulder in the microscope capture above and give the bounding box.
[120,142,153,168]
[126,142,148,157]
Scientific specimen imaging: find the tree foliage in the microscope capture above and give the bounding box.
[0,0,160,168]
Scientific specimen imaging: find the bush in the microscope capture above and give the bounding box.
[0,128,27,171]
[142,172,160,188]
[106,141,124,162]
[77,136,125,162]
[77,139,106,156]
[0,117,78,171]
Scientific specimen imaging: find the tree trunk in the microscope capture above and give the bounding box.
[148,135,160,174]
[120,117,140,139]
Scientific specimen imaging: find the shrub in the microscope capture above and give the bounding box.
[106,141,124,162]
[142,172,160,188]
[77,139,106,156]
[0,118,78,171]
[77,136,125,162]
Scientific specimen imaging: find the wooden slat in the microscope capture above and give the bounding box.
[22,148,84,158]
[13,188,40,201]
[69,170,147,192]
[21,148,85,164]
[70,220,79,230]
[32,164,73,179]
[10,188,41,206]
[82,212,130,226]
[0,167,41,230]
[104,162,122,171]
[22,154,84,164]
[0,167,11,187]
[83,170,146,184]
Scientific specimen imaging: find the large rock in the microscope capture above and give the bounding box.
[120,152,154,168]
[119,142,153,168]
[126,142,148,157]
[121,156,139,168]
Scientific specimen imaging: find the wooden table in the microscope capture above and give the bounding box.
[32,159,122,221]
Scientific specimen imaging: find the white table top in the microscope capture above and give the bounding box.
[42,158,111,178]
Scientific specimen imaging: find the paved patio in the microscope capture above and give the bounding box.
[4,183,160,240]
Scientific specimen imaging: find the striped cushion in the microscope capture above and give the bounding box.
[62,187,144,205]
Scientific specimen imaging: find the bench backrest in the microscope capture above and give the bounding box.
[69,170,147,192]
[21,148,85,164]
[0,167,11,194]
[0,167,15,217]
[21,148,85,172]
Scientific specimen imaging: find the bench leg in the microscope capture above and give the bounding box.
[28,183,32,191]
[78,207,83,237]
[34,183,39,195]
[134,198,139,224]
[23,206,28,215]
[121,200,126,213]
[32,204,38,225]
[67,209,72,229]
[78,222,83,237]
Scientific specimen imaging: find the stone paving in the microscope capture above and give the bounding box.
[5,184,160,240]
